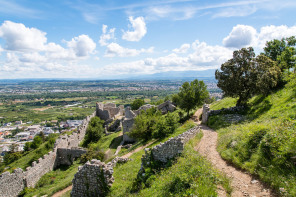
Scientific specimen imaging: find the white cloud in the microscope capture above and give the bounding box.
[99,24,116,46]
[105,42,153,57]
[67,34,96,57]
[223,25,257,48]
[101,40,232,75]
[173,43,190,53]
[257,25,296,48]
[0,21,47,51]
[223,24,296,49]
[122,16,147,41]
[213,6,257,18]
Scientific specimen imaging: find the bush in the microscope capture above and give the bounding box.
[129,108,180,141]
[131,99,145,110]
[80,147,105,163]
[82,116,104,147]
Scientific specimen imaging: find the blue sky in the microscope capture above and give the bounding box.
[0,0,296,79]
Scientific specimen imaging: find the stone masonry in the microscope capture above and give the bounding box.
[138,126,200,176]
[96,102,124,121]
[0,112,95,197]
[202,104,245,124]
[71,157,130,197]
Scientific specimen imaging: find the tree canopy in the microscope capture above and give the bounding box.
[131,99,145,110]
[82,116,104,147]
[173,79,209,116]
[264,36,296,72]
[216,47,281,106]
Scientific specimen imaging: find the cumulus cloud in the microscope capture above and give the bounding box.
[105,42,153,57]
[122,16,147,41]
[223,25,257,48]
[223,24,296,49]
[99,24,116,46]
[0,21,47,51]
[101,40,233,75]
[67,34,96,57]
[172,43,190,53]
[257,25,296,48]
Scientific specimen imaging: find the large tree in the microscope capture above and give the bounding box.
[174,79,209,116]
[264,36,296,72]
[216,47,281,106]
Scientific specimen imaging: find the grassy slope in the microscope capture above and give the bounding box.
[109,120,231,197]
[4,135,59,173]
[208,78,296,196]
[25,162,80,197]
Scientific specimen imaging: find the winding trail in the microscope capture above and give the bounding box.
[193,108,276,197]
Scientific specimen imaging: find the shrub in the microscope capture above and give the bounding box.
[82,116,104,147]
[80,147,105,163]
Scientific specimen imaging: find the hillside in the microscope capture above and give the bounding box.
[208,75,296,196]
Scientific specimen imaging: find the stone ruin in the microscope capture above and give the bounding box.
[157,100,176,114]
[71,157,131,197]
[0,112,95,197]
[202,104,245,124]
[138,126,200,178]
[96,102,124,122]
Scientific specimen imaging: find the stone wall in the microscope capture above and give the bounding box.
[71,159,114,197]
[157,100,176,114]
[202,104,245,124]
[25,150,57,188]
[96,102,123,121]
[145,126,199,163]
[138,126,199,177]
[0,168,25,197]
[0,112,95,197]
[56,148,87,166]
[71,157,130,197]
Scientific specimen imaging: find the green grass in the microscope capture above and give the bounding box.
[109,132,231,197]
[4,135,59,173]
[208,77,296,196]
[210,97,237,110]
[89,131,123,156]
[24,162,80,197]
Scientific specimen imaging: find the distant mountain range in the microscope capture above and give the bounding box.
[125,69,217,80]
[0,69,217,81]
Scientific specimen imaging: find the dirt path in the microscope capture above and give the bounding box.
[51,185,72,197]
[195,122,276,197]
[121,141,154,159]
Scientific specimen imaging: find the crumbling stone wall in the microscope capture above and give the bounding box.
[56,148,87,166]
[25,150,57,187]
[202,104,245,124]
[0,168,25,197]
[157,100,176,114]
[138,126,199,176]
[71,157,130,197]
[202,104,211,124]
[0,112,95,197]
[71,159,113,197]
[96,102,124,121]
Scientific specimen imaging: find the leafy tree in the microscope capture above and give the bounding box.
[216,47,281,106]
[175,79,209,116]
[264,36,296,72]
[131,99,145,110]
[3,152,23,165]
[31,135,43,149]
[129,108,161,141]
[82,116,104,147]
